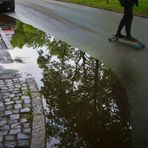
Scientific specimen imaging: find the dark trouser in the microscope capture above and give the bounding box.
[116,6,133,37]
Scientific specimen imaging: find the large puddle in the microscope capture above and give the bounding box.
[0,14,131,148]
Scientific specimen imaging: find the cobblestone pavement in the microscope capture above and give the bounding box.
[0,78,32,147]
[0,25,45,147]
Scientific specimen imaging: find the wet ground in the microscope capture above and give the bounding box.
[0,14,132,147]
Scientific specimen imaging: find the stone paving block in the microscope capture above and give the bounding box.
[11,123,21,129]
[5,135,15,141]
[20,118,28,123]
[16,93,22,97]
[4,141,16,147]
[13,79,20,83]
[18,139,30,146]
[12,126,22,131]
[21,107,30,113]
[7,84,14,88]
[13,91,19,94]
[0,131,8,136]
[17,133,30,140]
[14,104,22,109]
[5,110,12,115]
[8,88,15,91]
[1,87,8,90]
[9,119,18,125]
[1,125,10,130]
[23,98,31,104]
[14,88,20,91]
[5,98,11,102]
[23,128,31,134]
[1,90,7,93]
[23,103,31,108]
[15,100,22,104]
[22,123,30,128]
[12,109,19,114]
[13,97,20,100]
[2,94,10,99]
[22,87,28,91]
[5,101,14,105]
[5,80,13,83]
[21,96,30,100]
[10,114,20,120]
[0,120,7,126]
[15,84,21,88]
[9,128,21,135]
[6,105,13,110]
[22,84,27,87]
[9,94,15,98]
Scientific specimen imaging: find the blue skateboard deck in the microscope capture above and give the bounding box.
[108,34,145,49]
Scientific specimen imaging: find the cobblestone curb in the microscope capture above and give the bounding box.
[26,78,45,148]
[0,78,32,147]
[0,27,13,50]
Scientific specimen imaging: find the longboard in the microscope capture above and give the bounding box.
[108,34,145,49]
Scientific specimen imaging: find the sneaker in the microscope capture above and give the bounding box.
[115,34,126,39]
[126,36,138,42]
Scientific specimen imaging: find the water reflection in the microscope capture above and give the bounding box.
[38,43,131,148]
[2,15,131,148]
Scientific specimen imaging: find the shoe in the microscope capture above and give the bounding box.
[126,36,138,42]
[115,34,126,39]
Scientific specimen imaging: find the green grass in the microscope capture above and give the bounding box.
[64,0,148,17]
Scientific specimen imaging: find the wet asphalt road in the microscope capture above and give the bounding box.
[3,0,148,147]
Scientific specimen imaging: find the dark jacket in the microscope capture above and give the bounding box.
[119,0,139,7]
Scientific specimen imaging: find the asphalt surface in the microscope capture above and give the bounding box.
[4,0,148,147]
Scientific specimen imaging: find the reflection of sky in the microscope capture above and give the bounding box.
[1,45,44,87]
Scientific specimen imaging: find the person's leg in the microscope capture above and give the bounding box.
[116,8,126,38]
[125,6,133,37]
[125,6,138,41]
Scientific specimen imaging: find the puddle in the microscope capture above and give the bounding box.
[0,14,131,148]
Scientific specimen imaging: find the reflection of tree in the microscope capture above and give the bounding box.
[11,21,45,48]
[10,20,131,147]
[37,39,131,148]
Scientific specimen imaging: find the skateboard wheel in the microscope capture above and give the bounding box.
[141,44,145,48]
[133,44,144,49]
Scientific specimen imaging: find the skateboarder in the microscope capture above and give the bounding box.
[116,0,139,42]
